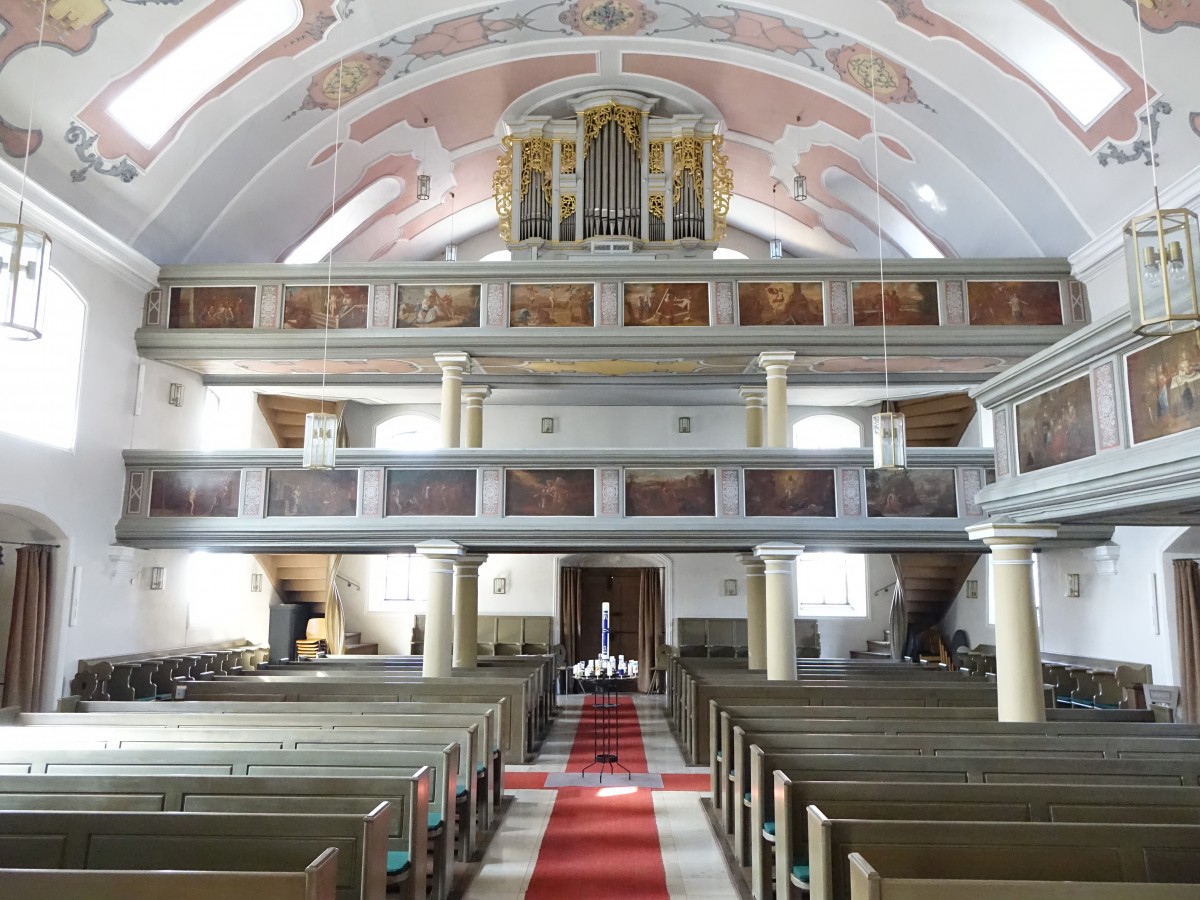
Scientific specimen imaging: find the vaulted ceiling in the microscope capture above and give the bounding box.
[1,0,1196,267]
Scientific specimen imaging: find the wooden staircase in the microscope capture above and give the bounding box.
[256,393,346,449]
[892,552,982,633]
[342,631,379,655]
[894,392,976,447]
[850,631,892,660]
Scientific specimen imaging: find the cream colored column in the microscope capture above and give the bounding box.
[966,522,1058,723]
[434,352,470,448]
[756,351,795,448]
[453,553,487,668]
[416,539,464,678]
[462,386,491,449]
[739,387,766,448]
[736,553,767,669]
[754,542,804,680]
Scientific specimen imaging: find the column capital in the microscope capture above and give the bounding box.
[434,352,471,374]
[735,552,766,573]
[454,553,489,573]
[756,350,796,370]
[739,386,766,401]
[462,386,492,402]
[415,539,465,560]
[754,541,805,561]
[966,521,1059,547]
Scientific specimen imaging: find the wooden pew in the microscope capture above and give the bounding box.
[175,675,534,762]
[847,851,1200,900]
[754,750,1200,900]
[6,709,500,832]
[0,744,459,898]
[0,848,338,900]
[0,773,428,900]
[807,811,1200,900]
[0,805,390,900]
[773,779,1200,900]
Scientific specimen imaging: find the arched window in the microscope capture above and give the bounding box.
[0,271,85,449]
[375,413,440,450]
[792,414,861,449]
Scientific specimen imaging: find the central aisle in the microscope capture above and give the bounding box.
[462,693,743,900]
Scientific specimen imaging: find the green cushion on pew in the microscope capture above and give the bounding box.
[716,750,722,761]
[135,696,156,701]
[386,850,410,876]
[792,864,810,885]
[477,763,486,775]
[763,821,775,836]
[428,813,444,832]
[744,792,751,804]
[456,783,469,798]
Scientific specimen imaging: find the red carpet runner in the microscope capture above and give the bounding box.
[523,695,671,900]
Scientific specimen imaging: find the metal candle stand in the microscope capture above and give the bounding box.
[577,675,635,781]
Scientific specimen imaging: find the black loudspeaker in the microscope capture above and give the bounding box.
[267,603,310,663]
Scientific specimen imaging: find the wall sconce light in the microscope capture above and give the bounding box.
[250,572,263,592]
[168,383,184,407]
[965,579,979,600]
[1066,573,1081,598]
[541,416,554,434]
[723,578,738,596]
[149,566,165,591]
[493,576,506,594]
[678,416,691,434]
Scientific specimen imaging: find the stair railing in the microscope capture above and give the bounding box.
[325,554,346,655]
[888,554,906,660]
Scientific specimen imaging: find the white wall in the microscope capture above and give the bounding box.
[939,556,994,650]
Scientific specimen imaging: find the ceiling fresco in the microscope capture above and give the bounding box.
[1,0,1197,267]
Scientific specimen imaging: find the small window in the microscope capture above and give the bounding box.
[368,553,429,612]
[796,552,868,617]
[792,414,862,449]
[0,271,85,449]
[375,414,440,450]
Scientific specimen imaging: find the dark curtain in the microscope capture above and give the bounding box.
[638,567,664,693]
[2,544,53,712]
[560,566,583,665]
[1175,559,1200,723]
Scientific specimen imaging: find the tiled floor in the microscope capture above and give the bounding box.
[462,694,742,900]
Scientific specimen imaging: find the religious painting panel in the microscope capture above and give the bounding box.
[504,469,595,516]
[1126,329,1200,444]
[1014,375,1097,473]
[168,285,257,329]
[510,283,595,327]
[385,469,477,516]
[149,470,241,518]
[623,282,710,326]
[744,469,837,517]
[282,284,370,329]
[396,284,482,327]
[865,468,958,518]
[967,281,1063,326]
[851,281,939,326]
[737,281,824,326]
[266,469,359,517]
[625,468,716,516]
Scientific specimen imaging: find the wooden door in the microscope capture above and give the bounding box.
[578,568,640,662]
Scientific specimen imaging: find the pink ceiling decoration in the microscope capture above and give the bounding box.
[348,56,597,152]
[0,117,40,160]
[687,6,828,65]
[827,44,928,109]
[0,1,109,77]
[396,12,518,73]
[560,0,657,36]
[810,356,1008,374]
[77,0,337,168]
[886,0,1151,147]
[290,53,392,117]
[1124,0,1200,32]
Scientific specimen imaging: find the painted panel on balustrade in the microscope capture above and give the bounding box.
[267,470,359,516]
[1015,374,1096,473]
[396,285,481,327]
[967,281,1063,325]
[168,286,256,328]
[744,469,836,516]
[866,468,958,517]
[510,283,595,326]
[505,469,595,516]
[737,281,823,325]
[623,282,710,326]
[386,469,477,516]
[282,284,369,329]
[149,470,241,517]
[852,281,938,326]
[1126,329,1200,444]
[625,468,715,516]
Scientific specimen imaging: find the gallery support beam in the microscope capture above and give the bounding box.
[462,386,491,449]
[453,553,487,668]
[435,353,470,449]
[739,387,766,449]
[757,352,795,448]
[754,541,804,680]
[737,552,767,669]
